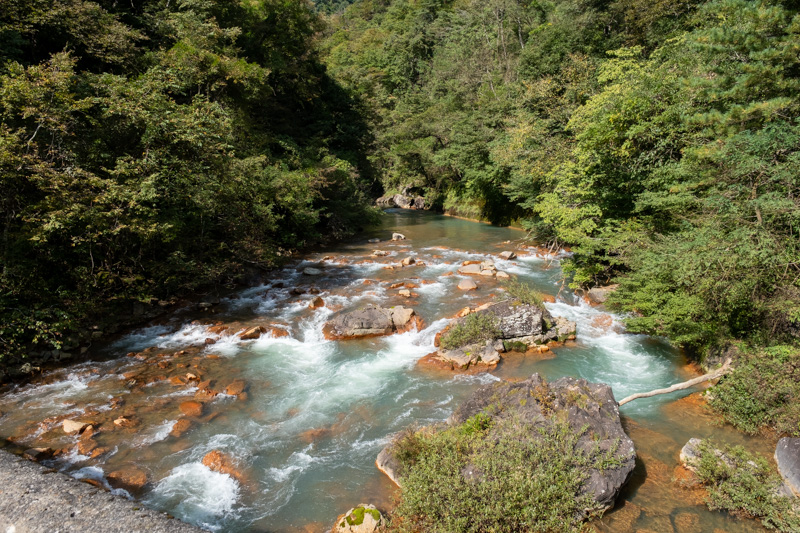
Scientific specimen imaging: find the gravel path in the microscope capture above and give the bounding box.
[0,450,205,532]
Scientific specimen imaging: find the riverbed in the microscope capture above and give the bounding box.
[0,209,770,532]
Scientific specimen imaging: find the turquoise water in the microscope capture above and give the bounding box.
[0,209,766,532]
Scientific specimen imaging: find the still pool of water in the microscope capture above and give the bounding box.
[0,209,771,532]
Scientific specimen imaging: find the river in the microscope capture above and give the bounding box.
[0,209,770,532]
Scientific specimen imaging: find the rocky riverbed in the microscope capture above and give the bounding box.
[0,209,776,532]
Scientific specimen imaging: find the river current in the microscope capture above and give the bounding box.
[0,209,770,532]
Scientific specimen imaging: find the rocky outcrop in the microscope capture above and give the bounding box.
[679,438,703,472]
[471,300,576,345]
[458,259,498,277]
[377,192,426,210]
[323,306,421,340]
[776,438,800,497]
[430,340,503,370]
[377,374,635,515]
[332,504,384,533]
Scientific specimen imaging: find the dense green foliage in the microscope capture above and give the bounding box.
[709,345,800,436]
[501,278,544,307]
[390,413,599,532]
[439,312,500,350]
[694,440,800,531]
[321,0,800,355]
[0,0,376,365]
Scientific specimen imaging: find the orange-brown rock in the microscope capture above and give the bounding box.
[113,416,138,428]
[389,282,404,289]
[591,314,613,329]
[170,418,192,438]
[107,467,148,493]
[541,295,556,304]
[268,327,290,338]
[169,376,187,386]
[179,400,203,417]
[225,379,248,396]
[23,448,53,461]
[90,447,111,458]
[202,450,243,481]
[309,297,325,309]
[207,325,229,335]
[239,325,266,340]
[462,260,482,266]
[300,427,331,443]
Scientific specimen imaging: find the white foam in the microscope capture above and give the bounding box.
[148,462,240,529]
[134,419,177,447]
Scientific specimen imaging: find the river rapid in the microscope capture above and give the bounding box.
[0,209,772,532]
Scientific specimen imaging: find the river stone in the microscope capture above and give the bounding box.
[775,438,800,497]
[324,305,418,340]
[303,267,323,276]
[680,438,703,471]
[474,300,549,339]
[458,278,478,291]
[62,420,90,435]
[458,263,483,275]
[401,256,415,266]
[496,271,510,279]
[333,504,384,533]
[586,285,618,304]
[378,374,635,516]
[499,251,516,260]
[392,233,406,241]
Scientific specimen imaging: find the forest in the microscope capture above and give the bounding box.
[321,0,800,361]
[1,0,799,397]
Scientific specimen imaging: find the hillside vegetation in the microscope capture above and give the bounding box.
[321,0,800,361]
[0,0,376,367]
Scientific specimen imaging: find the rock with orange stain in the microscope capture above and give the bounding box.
[224,379,247,396]
[179,400,203,417]
[169,376,187,386]
[207,324,229,335]
[300,427,331,443]
[309,296,325,309]
[170,418,192,438]
[591,314,613,330]
[202,450,244,481]
[239,326,266,340]
[541,294,556,304]
[456,307,472,318]
[107,467,148,493]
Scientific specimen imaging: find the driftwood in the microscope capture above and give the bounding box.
[618,359,733,406]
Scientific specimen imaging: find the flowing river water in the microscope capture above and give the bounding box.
[0,209,773,532]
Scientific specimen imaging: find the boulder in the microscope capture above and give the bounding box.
[499,251,517,260]
[555,316,578,341]
[239,326,266,340]
[585,285,619,305]
[392,233,406,241]
[458,264,482,275]
[170,418,192,438]
[375,196,396,207]
[333,504,384,533]
[398,289,412,298]
[458,279,478,291]
[225,379,248,396]
[372,250,389,257]
[62,420,90,435]
[378,374,635,516]
[179,401,203,417]
[324,306,420,340]
[309,296,325,309]
[401,257,415,266]
[303,267,323,276]
[679,438,703,472]
[775,438,800,497]
[202,450,243,481]
[434,340,502,369]
[496,271,510,280]
[107,467,148,493]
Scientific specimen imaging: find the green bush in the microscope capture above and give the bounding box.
[694,440,800,532]
[708,346,800,436]
[501,279,544,307]
[439,313,501,350]
[390,413,603,533]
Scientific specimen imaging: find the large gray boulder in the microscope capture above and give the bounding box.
[776,438,800,497]
[469,300,575,345]
[323,306,419,340]
[378,373,635,516]
[433,340,503,369]
[585,285,619,305]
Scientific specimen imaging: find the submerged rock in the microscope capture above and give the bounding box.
[202,450,243,481]
[378,374,635,516]
[107,466,148,494]
[303,267,323,276]
[332,503,384,533]
[458,278,478,291]
[323,306,421,340]
[498,251,516,260]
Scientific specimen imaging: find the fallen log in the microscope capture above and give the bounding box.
[618,359,732,406]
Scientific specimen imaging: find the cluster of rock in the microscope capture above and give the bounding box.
[376,187,427,210]
[426,300,576,370]
[376,373,636,516]
[457,258,510,279]
[323,305,422,340]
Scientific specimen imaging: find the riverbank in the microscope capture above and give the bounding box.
[0,448,205,532]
